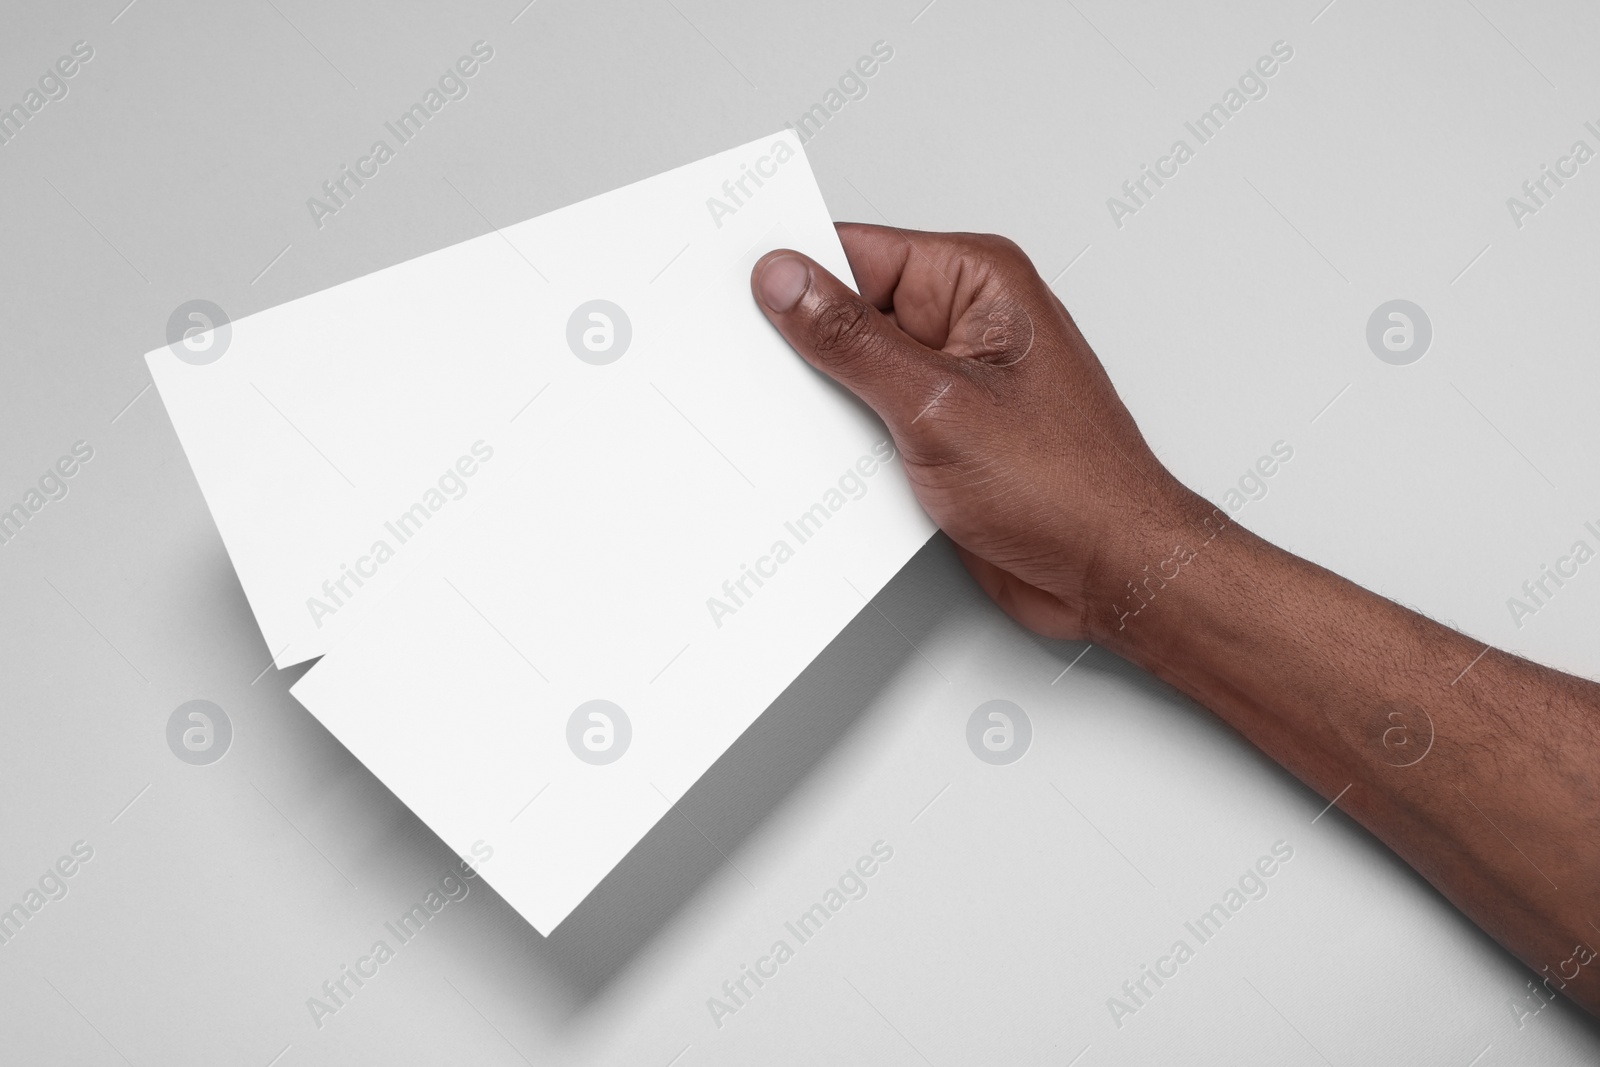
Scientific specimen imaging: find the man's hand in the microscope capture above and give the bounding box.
[753,223,1600,1018]
[752,224,1203,643]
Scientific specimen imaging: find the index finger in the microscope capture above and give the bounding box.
[835,222,1006,352]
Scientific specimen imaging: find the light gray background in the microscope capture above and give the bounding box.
[4,0,1600,1063]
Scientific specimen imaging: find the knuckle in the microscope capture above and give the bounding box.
[989,234,1028,260]
[956,232,1041,285]
[967,231,1028,265]
[809,297,880,362]
[976,302,1036,367]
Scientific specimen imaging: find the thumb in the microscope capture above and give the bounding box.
[751,249,953,433]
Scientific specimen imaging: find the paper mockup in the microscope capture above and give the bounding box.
[147,196,566,667]
[152,130,936,933]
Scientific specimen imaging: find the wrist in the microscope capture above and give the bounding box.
[1082,487,1250,650]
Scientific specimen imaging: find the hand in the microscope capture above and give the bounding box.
[757,227,1600,1023]
[752,223,1203,642]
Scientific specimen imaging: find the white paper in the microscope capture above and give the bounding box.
[152,130,936,933]
[147,193,562,667]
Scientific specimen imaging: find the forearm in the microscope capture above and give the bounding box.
[1091,493,1600,1013]
[748,224,1600,1010]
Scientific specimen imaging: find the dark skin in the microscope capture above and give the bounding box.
[752,223,1600,1016]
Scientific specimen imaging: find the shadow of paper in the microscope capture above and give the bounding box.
[267,529,1600,1049]
[432,533,966,1020]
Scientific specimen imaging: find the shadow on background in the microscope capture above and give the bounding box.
[312,534,972,1022]
[530,533,967,1009]
[242,524,1600,1046]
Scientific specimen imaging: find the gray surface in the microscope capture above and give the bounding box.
[4,0,1600,1063]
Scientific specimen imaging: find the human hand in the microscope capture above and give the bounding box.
[756,227,1600,1026]
[752,223,1206,642]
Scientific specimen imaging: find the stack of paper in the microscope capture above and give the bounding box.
[147,131,936,933]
